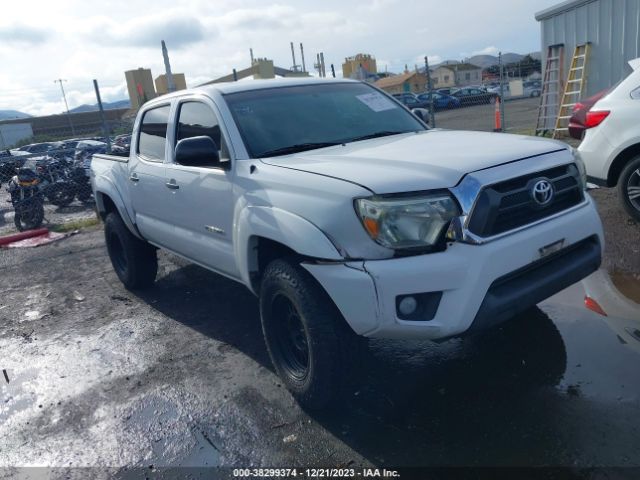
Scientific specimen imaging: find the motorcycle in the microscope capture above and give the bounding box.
[35,158,76,207]
[7,167,45,231]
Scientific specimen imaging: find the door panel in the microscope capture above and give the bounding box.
[128,104,173,246]
[163,99,239,278]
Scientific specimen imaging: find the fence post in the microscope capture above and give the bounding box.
[498,52,506,131]
[424,56,436,128]
[93,79,112,153]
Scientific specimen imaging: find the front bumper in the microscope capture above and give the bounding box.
[302,196,604,340]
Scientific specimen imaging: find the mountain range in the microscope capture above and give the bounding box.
[0,110,32,121]
[433,51,542,69]
[68,99,131,113]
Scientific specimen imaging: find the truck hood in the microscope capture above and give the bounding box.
[260,130,567,194]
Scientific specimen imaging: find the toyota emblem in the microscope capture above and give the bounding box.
[532,179,554,206]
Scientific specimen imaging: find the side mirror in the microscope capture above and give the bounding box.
[175,136,221,168]
[412,108,429,124]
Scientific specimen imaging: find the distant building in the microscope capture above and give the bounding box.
[431,66,456,88]
[431,63,482,88]
[536,0,640,97]
[155,73,187,95]
[200,58,310,85]
[125,68,157,110]
[374,69,427,94]
[342,54,377,78]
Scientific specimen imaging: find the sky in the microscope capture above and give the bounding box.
[0,0,560,116]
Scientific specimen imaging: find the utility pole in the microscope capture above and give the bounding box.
[54,78,75,136]
[93,79,111,153]
[161,40,176,93]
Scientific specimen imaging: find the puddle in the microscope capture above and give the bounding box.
[611,270,640,305]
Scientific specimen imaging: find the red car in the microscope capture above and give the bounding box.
[568,89,610,140]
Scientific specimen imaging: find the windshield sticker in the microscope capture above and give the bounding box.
[356,93,397,112]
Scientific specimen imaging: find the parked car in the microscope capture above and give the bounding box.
[391,92,431,110]
[436,88,455,95]
[92,78,603,409]
[451,87,499,106]
[577,57,640,220]
[75,140,108,175]
[416,92,461,109]
[487,83,541,99]
[568,89,610,140]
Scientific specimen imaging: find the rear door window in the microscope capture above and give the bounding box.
[138,105,170,161]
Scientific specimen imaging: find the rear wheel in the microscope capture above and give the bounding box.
[104,212,157,289]
[259,258,364,409]
[48,183,75,207]
[618,155,640,221]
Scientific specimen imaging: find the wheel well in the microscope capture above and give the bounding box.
[608,143,640,187]
[97,193,118,221]
[250,237,298,294]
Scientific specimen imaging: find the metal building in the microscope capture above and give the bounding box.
[536,0,640,97]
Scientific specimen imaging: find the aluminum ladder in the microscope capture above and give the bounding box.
[535,44,564,137]
[553,43,591,139]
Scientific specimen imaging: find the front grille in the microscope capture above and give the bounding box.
[467,164,584,237]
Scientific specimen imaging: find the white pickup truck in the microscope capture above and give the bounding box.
[92,78,603,408]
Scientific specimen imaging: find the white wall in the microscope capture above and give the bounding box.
[0,123,33,149]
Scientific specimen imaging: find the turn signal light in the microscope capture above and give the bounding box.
[584,296,607,316]
[584,110,610,129]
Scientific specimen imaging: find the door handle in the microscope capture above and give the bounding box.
[166,181,179,190]
[129,175,139,182]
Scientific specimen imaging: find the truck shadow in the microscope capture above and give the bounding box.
[133,257,568,466]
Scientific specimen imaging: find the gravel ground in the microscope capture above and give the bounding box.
[1,227,639,474]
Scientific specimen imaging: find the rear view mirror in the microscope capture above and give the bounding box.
[175,136,221,168]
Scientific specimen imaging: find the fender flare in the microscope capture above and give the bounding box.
[94,175,143,240]
[234,205,343,290]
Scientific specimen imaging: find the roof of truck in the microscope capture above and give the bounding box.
[148,77,359,104]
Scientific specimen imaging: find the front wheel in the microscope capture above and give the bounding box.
[618,155,640,221]
[14,198,44,231]
[259,258,364,410]
[104,212,158,289]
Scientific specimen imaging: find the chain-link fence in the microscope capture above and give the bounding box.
[0,124,132,236]
[390,54,543,136]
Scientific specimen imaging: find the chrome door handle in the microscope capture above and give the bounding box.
[129,175,139,182]
[166,181,179,190]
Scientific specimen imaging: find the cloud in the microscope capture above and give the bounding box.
[0,23,50,44]
[85,12,209,49]
[469,46,500,57]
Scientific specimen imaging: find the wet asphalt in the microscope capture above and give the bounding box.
[1,227,639,471]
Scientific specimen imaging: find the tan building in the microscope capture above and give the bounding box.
[155,73,187,95]
[431,66,456,88]
[374,71,427,95]
[125,68,157,109]
[431,63,483,88]
[342,54,377,78]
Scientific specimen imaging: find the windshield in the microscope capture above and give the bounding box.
[224,82,425,158]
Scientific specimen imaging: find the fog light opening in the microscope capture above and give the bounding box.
[398,296,418,316]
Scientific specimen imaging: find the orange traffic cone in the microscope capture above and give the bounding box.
[493,96,502,132]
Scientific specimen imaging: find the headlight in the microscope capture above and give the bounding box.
[355,193,461,251]
[570,147,587,190]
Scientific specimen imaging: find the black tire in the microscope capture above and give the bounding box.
[104,212,157,290]
[47,183,75,207]
[618,155,640,221]
[259,258,364,409]
[14,199,44,231]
